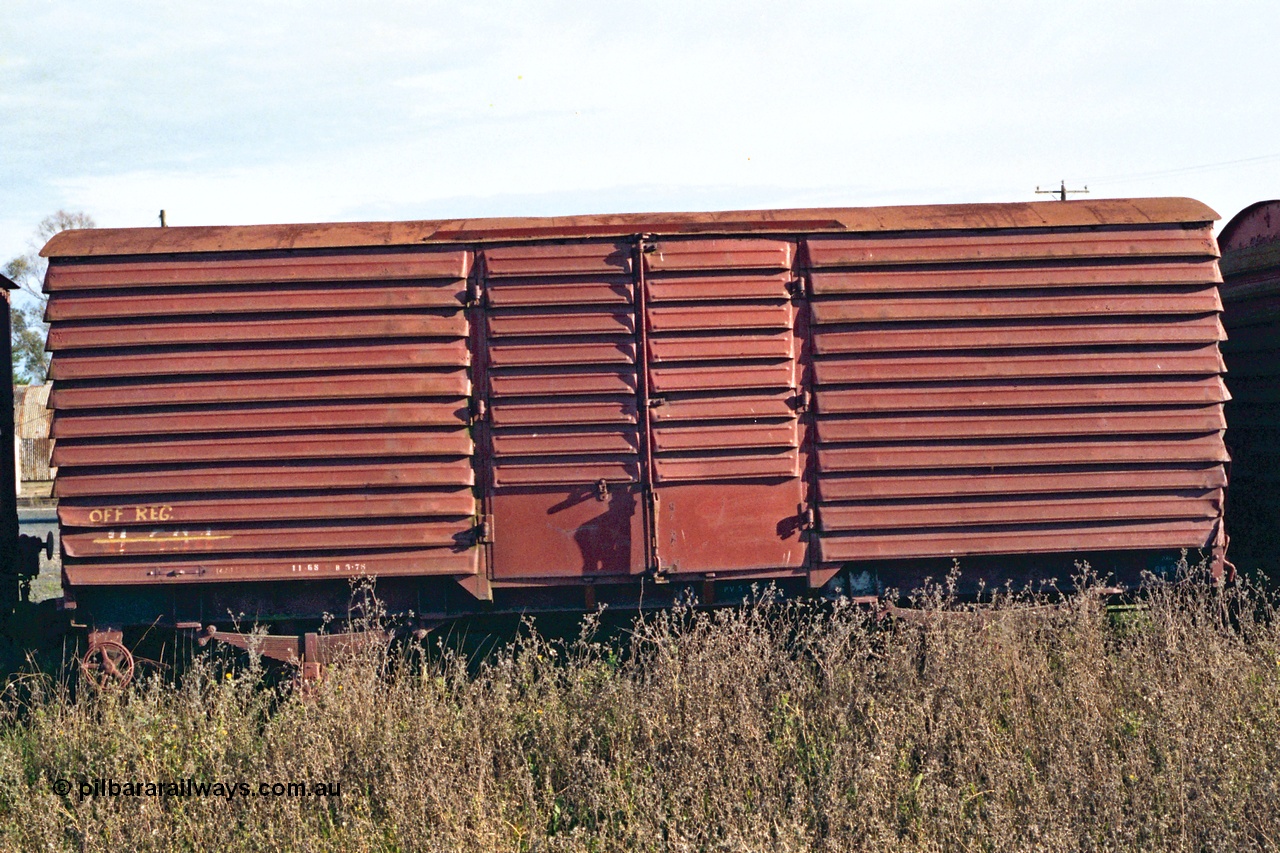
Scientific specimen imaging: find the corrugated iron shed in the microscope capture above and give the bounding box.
[13,384,54,482]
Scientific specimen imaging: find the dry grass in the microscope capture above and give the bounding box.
[2,569,1279,852]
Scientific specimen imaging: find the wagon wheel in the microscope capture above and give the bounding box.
[80,640,135,689]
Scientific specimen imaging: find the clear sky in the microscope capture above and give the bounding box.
[2,1,1277,261]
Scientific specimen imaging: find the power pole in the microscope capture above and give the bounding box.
[1035,180,1089,201]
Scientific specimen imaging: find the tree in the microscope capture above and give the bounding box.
[6,210,95,384]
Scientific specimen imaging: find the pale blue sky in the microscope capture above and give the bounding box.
[3,1,1277,261]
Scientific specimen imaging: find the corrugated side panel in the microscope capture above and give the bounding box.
[642,239,808,572]
[483,242,639,488]
[482,242,646,578]
[45,248,479,586]
[806,225,1228,563]
[644,238,799,482]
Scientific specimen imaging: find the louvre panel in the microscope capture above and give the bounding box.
[817,436,1228,472]
[648,302,793,332]
[49,370,470,409]
[649,391,798,422]
[46,281,465,321]
[819,492,1222,531]
[818,521,1218,562]
[650,362,795,393]
[816,466,1228,502]
[1219,268,1280,301]
[649,332,794,363]
[51,402,469,438]
[817,407,1226,442]
[54,460,477,498]
[62,550,480,586]
[49,340,471,380]
[810,287,1221,324]
[44,248,480,587]
[814,317,1226,353]
[809,262,1220,295]
[806,223,1228,566]
[487,309,635,337]
[52,430,473,466]
[47,313,465,350]
[491,459,640,487]
[489,370,637,397]
[1223,402,1280,429]
[653,452,800,482]
[483,241,633,276]
[1220,323,1280,353]
[1219,293,1280,327]
[1223,351,1280,378]
[642,238,793,271]
[653,422,798,452]
[1226,377,1280,404]
[44,249,471,290]
[804,230,1218,267]
[488,398,638,427]
[814,347,1224,384]
[646,273,793,302]
[488,340,636,367]
[485,276,633,307]
[490,429,639,457]
[57,489,477,526]
[815,379,1229,413]
[63,519,474,558]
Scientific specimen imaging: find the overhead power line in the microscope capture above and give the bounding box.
[1084,153,1280,186]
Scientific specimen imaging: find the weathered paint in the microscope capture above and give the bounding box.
[806,219,1227,565]
[40,197,1229,602]
[45,247,477,588]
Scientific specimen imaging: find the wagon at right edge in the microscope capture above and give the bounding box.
[1220,200,1280,572]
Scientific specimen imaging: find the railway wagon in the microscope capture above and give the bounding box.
[1219,201,1280,570]
[38,197,1231,682]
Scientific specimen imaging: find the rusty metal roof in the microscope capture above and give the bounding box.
[1220,199,1280,250]
[41,198,1218,258]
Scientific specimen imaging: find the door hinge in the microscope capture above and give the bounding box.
[786,277,808,299]
[471,397,488,424]
[793,388,811,413]
[466,278,486,307]
[474,515,494,545]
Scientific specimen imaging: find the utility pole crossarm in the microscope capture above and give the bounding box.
[1035,180,1089,201]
